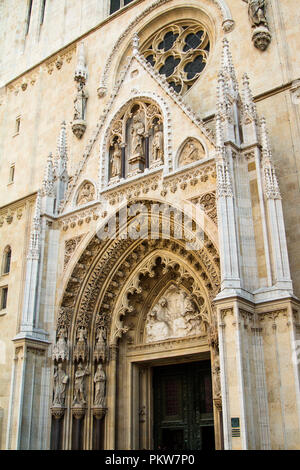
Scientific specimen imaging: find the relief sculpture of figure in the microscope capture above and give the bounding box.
[181,142,200,166]
[73,363,90,406]
[110,142,122,178]
[243,0,268,28]
[94,363,106,407]
[77,183,95,206]
[152,125,163,162]
[131,114,145,158]
[53,363,68,407]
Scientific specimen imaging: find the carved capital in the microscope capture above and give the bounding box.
[92,407,107,420]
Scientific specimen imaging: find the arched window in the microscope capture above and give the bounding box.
[110,0,134,15]
[2,246,11,275]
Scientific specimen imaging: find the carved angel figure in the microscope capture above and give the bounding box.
[152,125,164,162]
[131,114,145,158]
[53,363,68,406]
[110,142,122,178]
[94,363,106,407]
[73,363,90,406]
[243,0,268,28]
[52,327,68,362]
[73,327,88,362]
[94,327,107,363]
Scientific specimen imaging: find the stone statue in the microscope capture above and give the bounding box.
[52,328,68,362]
[53,363,68,406]
[73,327,88,362]
[131,114,145,158]
[74,83,88,121]
[73,363,90,406]
[243,0,268,28]
[94,363,106,407]
[110,142,122,178]
[212,355,221,399]
[152,125,163,161]
[94,327,107,363]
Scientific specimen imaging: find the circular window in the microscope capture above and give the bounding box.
[141,22,210,95]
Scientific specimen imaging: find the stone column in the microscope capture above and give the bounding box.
[106,344,118,449]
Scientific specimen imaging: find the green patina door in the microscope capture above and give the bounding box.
[153,361,215,450]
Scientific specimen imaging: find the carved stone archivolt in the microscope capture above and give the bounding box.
[178,138,206,167]
[64,234,86,270]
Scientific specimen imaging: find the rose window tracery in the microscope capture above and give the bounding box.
[141,22,210,94]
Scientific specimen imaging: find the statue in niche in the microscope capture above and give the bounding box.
[94,327,107,363]
[110,142,122,178]
[145,286,205,343]
[53,363,69,406]
[94,363,106,407]
[243,0,268,28]
[77,182,95,206]
[179,139,205,167]
[73,362,90,406]
[73,327,88,362]
[130,113,145,159]
[52,327,68,362]
[151,125,164,162]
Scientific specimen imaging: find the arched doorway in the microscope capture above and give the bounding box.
[50,200,222,450]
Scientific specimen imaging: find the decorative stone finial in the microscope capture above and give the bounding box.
[42,153,55,197]
[29,191,41,257]
[242,73,257,122]
[74,42,88,84]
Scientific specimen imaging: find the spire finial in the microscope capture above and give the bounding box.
[57,121,67,164]
[242,73,257,121]
[42,153,55,197]
[74,42,87,84]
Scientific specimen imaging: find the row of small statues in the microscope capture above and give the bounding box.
[53,362,106,408]
[52,326,107,363]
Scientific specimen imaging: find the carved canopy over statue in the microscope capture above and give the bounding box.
[108,99,164,182]
[145,285,206,343]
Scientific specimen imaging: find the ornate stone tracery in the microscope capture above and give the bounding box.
[141,21,210,94]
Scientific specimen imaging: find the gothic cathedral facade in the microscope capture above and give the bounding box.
[0,0,300,450]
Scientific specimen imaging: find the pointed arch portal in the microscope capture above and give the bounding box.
[51,199,223,450]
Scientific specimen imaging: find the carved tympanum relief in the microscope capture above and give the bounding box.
[108,100,164,183]
[76,181,95,206]
[178,138,205,167]
[145,285,205,343]
[141,21,210,94]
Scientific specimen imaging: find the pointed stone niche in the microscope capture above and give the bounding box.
[178,138,206,168]
[107,99,164,182]
[145,285,205,343]
[76,180,96,206]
